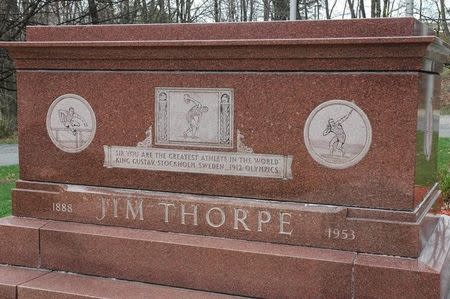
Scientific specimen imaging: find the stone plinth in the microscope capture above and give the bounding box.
[1,18,450,298]
[12,180,440,257]
[0,215,449,298]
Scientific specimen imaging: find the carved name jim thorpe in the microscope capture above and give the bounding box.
[92,195,302,236]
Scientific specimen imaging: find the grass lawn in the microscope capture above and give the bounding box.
[439,137,450,172]
[0,134,18,144]
[440,105,450,115]
[439,138,450,204]
[0,165,18,217]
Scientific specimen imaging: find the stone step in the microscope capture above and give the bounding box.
[39,218,356,298]
[0,216,356,297]
[0,265,238,299]
[0,265,48,298]
[0,215,449,298]
[0,216,48,267]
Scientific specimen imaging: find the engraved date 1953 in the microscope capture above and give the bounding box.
[52,202,73,213]
[326,228,356,240]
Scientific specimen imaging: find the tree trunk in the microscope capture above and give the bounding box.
[371,0,376,17]
[214,0,220,21]
[242,0,247,21]
[141,0,149,22]
[263,0,270,20]
[88,0,99,24]
[347,0,356,18]
[186,0,192,22]
[324,0,331,19]
[272,0,288,20]
[359,0,366,18]
[419,0,422,20]
[249,0,254,20]
[440,0,450,39]
[180,0,185,22]
[376,0,381,17]
[158,0,166,22]
[382,0,389,17]
[303,0,308,19]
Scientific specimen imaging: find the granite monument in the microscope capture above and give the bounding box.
[0,18,449,298]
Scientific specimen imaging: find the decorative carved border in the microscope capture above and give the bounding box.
[155,88,234,148]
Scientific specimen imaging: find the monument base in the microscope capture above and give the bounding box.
[0,215,449,298]
[13,180,442,258]
[0,265,231,299]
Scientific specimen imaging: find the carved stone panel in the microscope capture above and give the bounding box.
[304,99,372,169]
[46,94,96,153]
[155,88,233,148]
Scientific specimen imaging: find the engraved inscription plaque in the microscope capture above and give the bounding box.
[304,99,372,169]
[104,146,293,180]
[155,88,233,148]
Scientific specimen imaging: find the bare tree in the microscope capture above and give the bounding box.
[439,0,450,39]
[88,0,99,23]
[347,0,356,17]
[272,0,288,19]
[263,0,270,19]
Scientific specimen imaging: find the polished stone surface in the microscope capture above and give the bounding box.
[19,271,238,299]
[0,217,48,267]
[355,216,450,298]
[26,18,432,41]
[1,38,447,72]
[0,264,238,299]
[13,180,438,258]
[0,216,448,298]
[0,18,446,212]
[13,71,433,210]
[0,265,48,299]
[2,19,446,73]
[0,18,449,298]
[0,215,446,298]
[40,220,356,298]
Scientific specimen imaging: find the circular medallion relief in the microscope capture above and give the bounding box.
[46,94,96,153]
[304,100,372,169]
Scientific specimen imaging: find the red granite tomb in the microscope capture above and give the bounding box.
[0,18,449,298]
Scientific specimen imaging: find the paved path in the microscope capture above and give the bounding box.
[440,115,450,138]
[0,144,18,166]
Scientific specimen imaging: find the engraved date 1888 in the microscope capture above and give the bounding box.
[326,228,356,240]
[52,202,73,213]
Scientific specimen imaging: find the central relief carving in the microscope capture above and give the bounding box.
[155,88,233,148]
[104,87,293,180]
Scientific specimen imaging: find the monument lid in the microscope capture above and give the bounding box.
[0,18,448,72]
[24,17,436,41]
